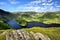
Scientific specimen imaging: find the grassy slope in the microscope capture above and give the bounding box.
[0,27,60,40]
[22,27,60,40]
[0,11,60,40]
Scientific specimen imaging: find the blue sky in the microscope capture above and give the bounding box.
[0,0,60,12]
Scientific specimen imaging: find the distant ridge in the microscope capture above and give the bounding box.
[0,9,16,19]
[0,9,12,16]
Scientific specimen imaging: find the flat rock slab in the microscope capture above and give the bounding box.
[5,30,50,40]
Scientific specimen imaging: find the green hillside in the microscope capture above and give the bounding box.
[0,11,60,29]
[0,11,60,40]
[16,11,60,26]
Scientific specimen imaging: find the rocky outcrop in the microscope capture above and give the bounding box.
[5,30,50,40]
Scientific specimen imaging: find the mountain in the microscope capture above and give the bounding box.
[0,9,12,16]
[0,9,18,20]
[0,9,60,30]
[0,9,15,30]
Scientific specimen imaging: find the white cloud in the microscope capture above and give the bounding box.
[42,0,47,2]
[25,0,41,7]
[0,2,6,5]
[9,0,20,4]
[10,1,19,4]
[25,0,54,7]
[16,0,59,12]
[47,6,56,12]
[48,0,52,2]
[54,1,60,8]
[30,0,41,4]
[16,6,41,12]
[41,0,53,2]
[42,2,54,6]
[36,0,53,3]
[16,5,55,12]
[55,6,60,8]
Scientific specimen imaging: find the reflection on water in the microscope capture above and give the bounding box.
[7,20,22,29]
[7,20,60,29]
[26,21,47,28]
[7,20,47,29]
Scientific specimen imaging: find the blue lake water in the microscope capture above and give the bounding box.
[7,20,60,29]
[7,20,22,29]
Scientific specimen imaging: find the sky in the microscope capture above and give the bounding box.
[0,0,60,12]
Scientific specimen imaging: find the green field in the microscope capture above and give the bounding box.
[0,11,60,40]
[23,27,60,40]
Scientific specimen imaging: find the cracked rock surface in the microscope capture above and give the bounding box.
[5,30,50,40]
